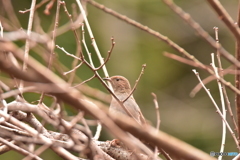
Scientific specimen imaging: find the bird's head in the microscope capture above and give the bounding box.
[103,75,131,93]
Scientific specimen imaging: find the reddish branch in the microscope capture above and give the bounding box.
[236,0,240,145]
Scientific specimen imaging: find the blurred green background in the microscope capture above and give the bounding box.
[0,0,239,159]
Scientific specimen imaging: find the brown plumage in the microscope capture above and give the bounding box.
[104,75,146,125]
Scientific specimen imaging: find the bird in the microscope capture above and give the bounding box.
[103,75,146,125]
[104,76,157,152]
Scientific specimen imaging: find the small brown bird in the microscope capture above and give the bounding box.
[104,75,146,125]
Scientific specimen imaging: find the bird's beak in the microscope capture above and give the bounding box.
[103,77,111,81]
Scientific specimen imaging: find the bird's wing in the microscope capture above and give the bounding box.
[124,96,146,125]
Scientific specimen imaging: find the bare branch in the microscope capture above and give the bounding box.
[63,62,83,75]
[211,53,226,158]
[206,0,240,40]
[164,52,211,70]
[192,69,239,150]
[39,0,61,104]
[19,0,50,14]
[162,0,240,67]
[123,64,146,103]
[95,37,115,71]
[87,0,240,68]
[76,0,110,78]
[74,75,96,88]
[0,138,42,160]
[0,21,3,38]
[44,0,55,15]
[236,0,240,145]
[22,0,37,72]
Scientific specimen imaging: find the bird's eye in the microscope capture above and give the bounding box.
[116,78,120,81]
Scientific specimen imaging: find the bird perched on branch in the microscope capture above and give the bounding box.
[104,76,157,152]
[103,75,146,125]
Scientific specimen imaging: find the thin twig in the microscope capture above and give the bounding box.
[165,52,240,76]
[44,0,56,15]
[19,0,50,14]
[81,25,115,71]
[211,53,226,160]
[74,74,96,87]
[164,52,211,70]
[22,0,36,71]
[151,93,160,131]
[95,37,115,71]
[122,64,146,103]
[0,21,3,38]
[63,62,83,75]
[60,1,83,83]
[81,23,94,67]
[39,0,61,104]
[151,93,172,160]
[20,0,37,91]
[56,45,81,60]
[93,122,102,140]
[47,0,60,69]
